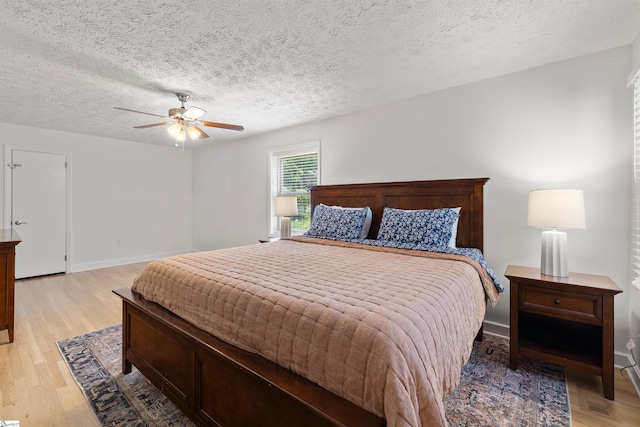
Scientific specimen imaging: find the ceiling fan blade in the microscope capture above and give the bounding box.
[113,107,168,118]
[183,106,206,120]
[134,122,171,129]
[200,121,245,131]
[187,125,209,139]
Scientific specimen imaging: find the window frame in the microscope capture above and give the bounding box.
[268,140,320,237]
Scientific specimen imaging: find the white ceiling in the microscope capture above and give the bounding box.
[1,0,639,147]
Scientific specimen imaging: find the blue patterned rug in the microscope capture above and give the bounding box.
[444,334,571,426]
[57,325,570,426]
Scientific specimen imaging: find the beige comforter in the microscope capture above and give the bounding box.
[132,237,499,427]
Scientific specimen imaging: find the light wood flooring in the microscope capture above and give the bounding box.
[1,263,639,426]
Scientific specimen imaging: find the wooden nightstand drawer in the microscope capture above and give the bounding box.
[519,285,602,324]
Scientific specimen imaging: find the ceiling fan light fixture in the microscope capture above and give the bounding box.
[115,92,243,143]
[167,123,182,136]
[183,106,206,120]
[187,125,203,139]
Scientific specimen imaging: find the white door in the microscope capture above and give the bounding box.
[10,149,67,279]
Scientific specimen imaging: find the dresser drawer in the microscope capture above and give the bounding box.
[519,285,602,324]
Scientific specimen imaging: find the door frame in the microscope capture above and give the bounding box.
[3,145,72,274]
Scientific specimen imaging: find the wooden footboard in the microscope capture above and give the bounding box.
[113,288,386,427]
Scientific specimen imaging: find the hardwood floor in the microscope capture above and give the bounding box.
[568,368,640,426]
[1,263,639,426]
[0,263,145,426]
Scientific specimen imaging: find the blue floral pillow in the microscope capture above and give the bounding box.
[376,207,460,248]
[304,204,370,240]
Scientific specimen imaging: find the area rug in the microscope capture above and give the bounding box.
[57,326,570,427]
[444,334,570,426]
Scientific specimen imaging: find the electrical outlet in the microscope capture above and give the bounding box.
[116,240,121,247]
[626,338,636,350]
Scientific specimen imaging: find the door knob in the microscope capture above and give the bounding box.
[14,220,27,225]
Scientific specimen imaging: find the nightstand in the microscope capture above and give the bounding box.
[505,265,622,400]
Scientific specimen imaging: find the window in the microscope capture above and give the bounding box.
[269,140,320,236]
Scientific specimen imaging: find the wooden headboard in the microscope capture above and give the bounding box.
[310,178,489,251]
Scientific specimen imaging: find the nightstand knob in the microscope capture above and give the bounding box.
[553,299,560,305]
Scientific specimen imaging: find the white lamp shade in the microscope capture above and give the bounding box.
[275,196,298,217]
[527,189,586,229]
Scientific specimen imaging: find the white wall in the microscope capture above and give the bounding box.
[0,122,193,271]
[193,46,633,353]
[629,32,640,378]
[631,32,640,82]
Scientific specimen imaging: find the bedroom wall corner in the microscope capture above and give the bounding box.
[0,122,193,272]
[192,135,276,251]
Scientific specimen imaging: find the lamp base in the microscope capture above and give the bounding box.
[280,217,291,238]
[540,230,568,277]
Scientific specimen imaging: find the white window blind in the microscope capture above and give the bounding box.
[269,141,320,236]
[276,153,318,196]
[632,76,640,292]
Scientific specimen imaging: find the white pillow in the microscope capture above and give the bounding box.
[449,207,461,248]
[322,204,372,239]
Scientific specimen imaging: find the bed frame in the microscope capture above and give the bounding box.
[113,177,489,427]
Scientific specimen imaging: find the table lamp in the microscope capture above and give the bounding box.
[527,189,585,277]
[275,196,298,238]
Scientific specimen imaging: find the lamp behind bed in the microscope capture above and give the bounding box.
[275,196,298,238]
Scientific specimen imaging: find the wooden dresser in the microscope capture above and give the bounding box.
[0,229,21,343]
[506,265,622,400]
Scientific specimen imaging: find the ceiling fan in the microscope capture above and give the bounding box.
[114,92,244,143]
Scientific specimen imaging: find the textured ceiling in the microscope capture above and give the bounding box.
[1,0,639,147]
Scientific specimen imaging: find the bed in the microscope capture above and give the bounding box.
[113,177,500,427]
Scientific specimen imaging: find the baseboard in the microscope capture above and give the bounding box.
[631,366,640,397]
[482,320,509,338]
[481,320,640,398]
[617,352,640,397]
[70,250,192,273]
